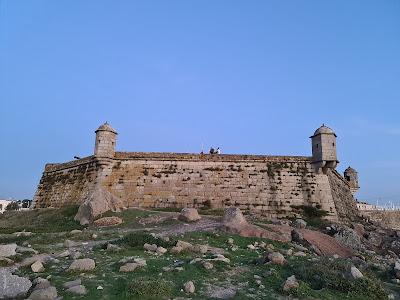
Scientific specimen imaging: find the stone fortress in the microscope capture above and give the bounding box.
[33,123,360,223]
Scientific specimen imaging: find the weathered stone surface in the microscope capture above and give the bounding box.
[93,216,123,227]
[0,243,17,257]
[63,279,82,289]
[283,275,299,291]
[294,219,307,229]
[66,285,87,295]
[64,239,79,248]
[68,258,95,271]
[267,252,286,265]
[119,262,140,272]
[333,225,364,251]
[69,229,82,235]
[16,246,38,255]
[350,266,363,279]
[0,269,32,299]
[31,261,45,273]
[28,286,58,300]
[143,243,158,252]
[75,185,124,225]
[20,254,53,267]
[184,281,195,293]
[178,208,201,222]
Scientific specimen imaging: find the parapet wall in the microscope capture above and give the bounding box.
[33,152,359,221]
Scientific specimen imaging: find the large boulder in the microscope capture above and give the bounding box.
[0,269,32,299]
[74,184,123,225]
[222,207,247,228]
[178,208,201,222]
[333,225,364,251]
[28,286,58,300]
[222,208,291,242]
[0,243,17,257]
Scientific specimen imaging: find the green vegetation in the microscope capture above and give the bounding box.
[116,231,175,248]
[0,206,83,234]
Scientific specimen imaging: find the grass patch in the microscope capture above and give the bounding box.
[116,231,175,249]
[0,206,83,234]
[126,278,173,299]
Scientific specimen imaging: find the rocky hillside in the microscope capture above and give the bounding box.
[0,206,400,299]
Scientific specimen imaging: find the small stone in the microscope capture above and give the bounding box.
[107,243,122,252]
[69,229,82,235]
[133,258,147,266]
[68,258,95,271]
[97,286,103,290]
[119,262,140,272]
[70,251,82,259]
[203,261,214,269]
[143,243,158,252]
[92,234,98,239]
[247,244,256,250]
[32,277,51,290]
[268,252,286,265]
[66,285,87,295]
[57,250,70,258]
[294,219,307,229]
[184,281,195,293]
[31,261,45,273]
[176,240,193,250]
[294,251,306,257]
[170,246,183,254]
[63,239,79,248]
[156,246,168,255]
[283,275,299,291]
[192,244,208,254]
[227,238,234,245]
[178,208,201,222]
[28,286,58,300]
[63,279,82,289]
[350,266,363,279]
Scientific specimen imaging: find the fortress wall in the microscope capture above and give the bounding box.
[327,169,359,221]
[360,210,400,230]
[33,152,358,221]
[101,153,339,219]
[33,157,100,208]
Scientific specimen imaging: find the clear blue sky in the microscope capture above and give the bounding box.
[1,1,399,204]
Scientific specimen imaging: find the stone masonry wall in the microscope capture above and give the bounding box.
[33,152,360,221]
[327,169,359,221]
[33,156,100,208]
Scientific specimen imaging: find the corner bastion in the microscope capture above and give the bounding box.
[33,123,359,222]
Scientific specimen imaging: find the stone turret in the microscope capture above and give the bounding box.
[344,166,359,196]
[310,124,338,172]
[94,122,117,158]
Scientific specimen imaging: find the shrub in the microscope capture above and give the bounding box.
[116,231,175,249]
[127,278,172,299]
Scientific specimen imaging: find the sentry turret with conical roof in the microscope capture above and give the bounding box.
[310,124,339,172]
[344,166,359,196]
[94,122,117,158]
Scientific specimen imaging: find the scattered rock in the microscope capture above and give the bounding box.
[93,216,123,227]
[20,254,53,267]
[350,266,363,279]
[0,256,14,265]
[74,185,124,225]
[294,219,307,229]
[203,261,214,269]
[69,250,82,260]
[176,240,193,250]
[31,261,45,273]
[56,250,70,258]
[106,243,122,252]
[204,284,236,299]
[333,225,364,251]
[66,285,87,295]
[184,281,195,293]
[64,239,79,248]
[119,262,141,272]
[68,258,95,271]
[156,246,168,255]
[0,243,17,257]
[69,229,82,235]
[283,275,299,291]
[227,238,234,245]
[144,243,158,252]
[16,246,38,255]
[13,231,32,237]
[32,277,51,290]
[170,246,184,254]
[222,207,247,228]
[178,208,201,222]
[63,279,82,289]
[268,252,286,265]
[92,233,98,239]
[28,286,58,300]
[0,269,32,299]
[192,244,208,254]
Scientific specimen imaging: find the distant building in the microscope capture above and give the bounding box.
[0,199,12,213]
[356,201,377,211]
